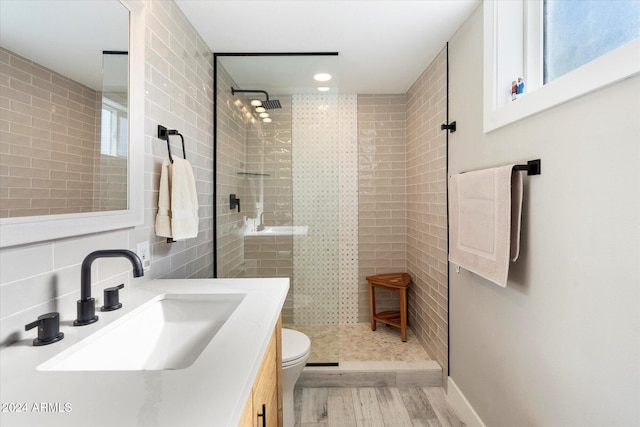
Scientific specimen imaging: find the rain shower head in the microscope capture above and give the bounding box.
[261,99,281,110]
[230,87,282,109]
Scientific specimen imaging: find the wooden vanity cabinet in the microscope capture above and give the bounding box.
[239,318,282,427]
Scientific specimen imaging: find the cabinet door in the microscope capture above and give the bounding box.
[253,331,278,427]
[238,395,253,427]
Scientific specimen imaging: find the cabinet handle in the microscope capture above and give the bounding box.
[257,403,266,427]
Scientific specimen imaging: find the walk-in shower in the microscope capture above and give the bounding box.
[214,53,354,365]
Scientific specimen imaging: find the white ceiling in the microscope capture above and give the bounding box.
[0,1,480,95]
[176,0,480,94]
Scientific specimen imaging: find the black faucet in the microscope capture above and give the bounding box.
[74,250,144,326]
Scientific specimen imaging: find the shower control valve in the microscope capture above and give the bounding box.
[230,194,241,212]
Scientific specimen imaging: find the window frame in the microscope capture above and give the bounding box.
[101,97,129,157]
[483,0,640,133]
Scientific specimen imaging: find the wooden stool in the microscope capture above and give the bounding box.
[367,273,411,342]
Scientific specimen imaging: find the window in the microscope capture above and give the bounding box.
[544,0,640,83]
[483,0,640,132]
[100,97,128,157]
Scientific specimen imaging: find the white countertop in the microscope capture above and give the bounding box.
[0,278,288,427]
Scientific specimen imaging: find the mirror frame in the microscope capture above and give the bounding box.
[0,0,145,248]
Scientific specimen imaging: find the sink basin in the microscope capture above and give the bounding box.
[39,293,245,371]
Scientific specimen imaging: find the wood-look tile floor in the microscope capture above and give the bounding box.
[294,386,466,427]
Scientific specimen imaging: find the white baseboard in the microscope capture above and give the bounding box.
[447,377,486,427]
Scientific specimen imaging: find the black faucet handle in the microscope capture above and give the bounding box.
[74,297,98,326]
[101,284,124,312]
[25,312,64,346]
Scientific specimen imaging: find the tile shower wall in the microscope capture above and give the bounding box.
[338,94,359,324]
[292,94,358,324]
[244,96,294,323]
[234,93,357,325]
[405,46,448,378]
[357,94,407,321]
[0,0,214,343]
[0,47,101,217]
[215,64,248,278]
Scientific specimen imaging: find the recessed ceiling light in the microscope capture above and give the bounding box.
[314,73,332,82]
[251,99,262,107]
[255,106,266,113]
[259,112,269,118]
[263,117,272,123]
[317,87,330,92]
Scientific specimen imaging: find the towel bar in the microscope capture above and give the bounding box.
[513,159,541,175]
[461,159,541,176]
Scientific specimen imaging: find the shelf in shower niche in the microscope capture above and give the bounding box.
[237,172,270,177]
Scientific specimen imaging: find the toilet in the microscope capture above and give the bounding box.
[281,328,311,427]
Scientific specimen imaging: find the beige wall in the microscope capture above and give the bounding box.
[0,0,214,342]
[448,5,640,426]
[406,47,449,379]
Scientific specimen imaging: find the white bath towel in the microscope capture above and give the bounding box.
[155,157,199,240]
[448,165,524,287]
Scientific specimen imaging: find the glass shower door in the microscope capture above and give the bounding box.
[215,54,345,365]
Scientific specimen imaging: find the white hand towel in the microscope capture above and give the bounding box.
[448,165,524,287]
[154,157,199,240]
[170,157,199,240]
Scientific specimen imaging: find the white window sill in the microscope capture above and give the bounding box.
[483,0,640,133]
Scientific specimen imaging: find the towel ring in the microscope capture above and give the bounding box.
[166,132,186,164]
[157,125,186,164]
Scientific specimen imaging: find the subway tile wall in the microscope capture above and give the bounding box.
[144,0,214,280]
[357,94,408,321]
[0,0,214,343]
[406,47,448,378]
[215,65,247,278]
[244,96,295,323]
[0,47,101,217]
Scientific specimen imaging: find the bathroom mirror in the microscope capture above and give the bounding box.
[0,0,144,247]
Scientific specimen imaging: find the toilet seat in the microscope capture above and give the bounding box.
[282,352,309,368]
[282,328,311,366]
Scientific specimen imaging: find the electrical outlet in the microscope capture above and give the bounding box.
[136,241,151,272]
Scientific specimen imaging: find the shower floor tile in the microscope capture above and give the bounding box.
[284,322,431,364]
